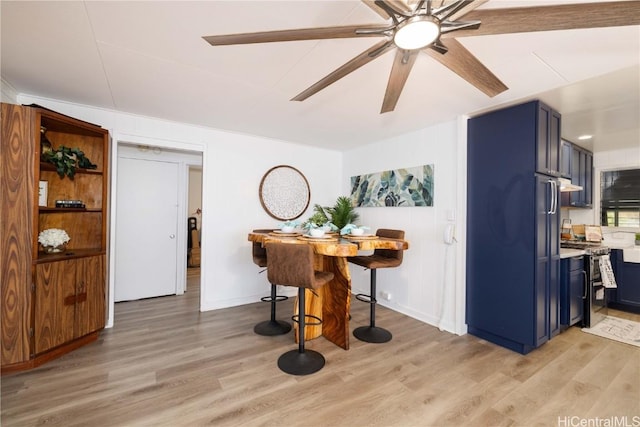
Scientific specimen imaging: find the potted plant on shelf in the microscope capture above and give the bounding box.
[41,145,97,179]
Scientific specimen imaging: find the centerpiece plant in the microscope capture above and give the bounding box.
[304,196,359,230]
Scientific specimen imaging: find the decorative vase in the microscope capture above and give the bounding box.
[43,243,67,254]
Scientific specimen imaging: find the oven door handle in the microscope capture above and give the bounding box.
[582,270,588,299]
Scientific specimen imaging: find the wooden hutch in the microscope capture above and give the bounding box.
[1,103,109,373]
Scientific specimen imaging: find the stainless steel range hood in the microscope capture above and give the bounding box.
[559,178,583,192]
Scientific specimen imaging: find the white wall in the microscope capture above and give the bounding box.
[342,119,467,334]
[1,78,18,104]
[17,95,342,326]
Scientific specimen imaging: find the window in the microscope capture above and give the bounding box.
[601,168,640,227]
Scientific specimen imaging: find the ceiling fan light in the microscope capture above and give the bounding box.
[394,16,440,50]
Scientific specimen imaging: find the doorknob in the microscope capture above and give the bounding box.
[169,234,176,239]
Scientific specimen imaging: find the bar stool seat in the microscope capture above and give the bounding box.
[266,242,334,375]
[252,229,291,336]
[348,229,405,343]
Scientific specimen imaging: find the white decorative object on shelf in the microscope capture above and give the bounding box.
[38,228,70,253]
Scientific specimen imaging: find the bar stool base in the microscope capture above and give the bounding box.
[277,349,325,375]
[254,320,291,336]
[353,326,392,343]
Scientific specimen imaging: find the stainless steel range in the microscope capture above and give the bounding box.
[561,241,611,327]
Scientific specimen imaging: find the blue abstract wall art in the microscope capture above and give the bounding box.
[350,164,434,207]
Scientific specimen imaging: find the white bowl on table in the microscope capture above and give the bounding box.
[309,228,325,238]
[281,225,295,233]
[350,228,365,236]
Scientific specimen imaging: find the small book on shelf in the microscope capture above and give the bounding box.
[55,200,85,209]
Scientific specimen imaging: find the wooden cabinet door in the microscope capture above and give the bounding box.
[75,255,106,338]
[1,103,34,366]
[34,260,77,354]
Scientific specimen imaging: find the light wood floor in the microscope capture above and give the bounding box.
[2,274,639,426]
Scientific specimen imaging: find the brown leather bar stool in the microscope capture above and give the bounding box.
[348,229,405,343]
[266,242,334,375]
[252,229,291,336]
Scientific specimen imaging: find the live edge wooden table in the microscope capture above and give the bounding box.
[248,230,409,350]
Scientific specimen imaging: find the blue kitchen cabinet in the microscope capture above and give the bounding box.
[560,141,592,208]
[568,145,593,208]
[609,249,640,312]
[560,256,585,327]
[560,139,572,179]
[467,100,561,354]
[537,103,561,177]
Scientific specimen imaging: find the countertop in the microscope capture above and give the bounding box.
[560,248,586,259]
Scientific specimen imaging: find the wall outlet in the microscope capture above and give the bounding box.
[380,291,391,301]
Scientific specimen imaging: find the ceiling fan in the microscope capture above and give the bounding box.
[203,0,640,113]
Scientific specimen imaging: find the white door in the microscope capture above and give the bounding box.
[115,157,179,301]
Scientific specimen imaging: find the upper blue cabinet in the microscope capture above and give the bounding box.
[570,144,593,208]
[536,102,562,177]
[560,139,572,179]
[560,140,593,208]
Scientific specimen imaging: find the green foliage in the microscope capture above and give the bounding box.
[322,196,359,229]
[42,145,97,179]
[303,196,359,230]
[303,207,329,228]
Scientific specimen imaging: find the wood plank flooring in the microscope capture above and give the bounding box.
[2,274,639,426]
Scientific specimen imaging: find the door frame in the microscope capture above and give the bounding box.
[108,133,206,328]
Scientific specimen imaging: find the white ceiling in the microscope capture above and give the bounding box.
[1,1,639,152]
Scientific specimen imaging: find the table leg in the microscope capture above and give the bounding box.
[294,255,351,350]
[320,256,351,350]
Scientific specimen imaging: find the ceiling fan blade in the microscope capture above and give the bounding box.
[430,39,448,54]
[292,39,396,102]
[440,20,481,34]
[433,0,474,21]
[382,0,413,16]
[442,1,640,38]
[447,0,488,21]
[361,0,392,19]
[381,49,420,113]
[424,38,508,97]
[203,24,389,46]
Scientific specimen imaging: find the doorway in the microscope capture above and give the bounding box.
[108,139,204,327]
[186,167,202,287]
